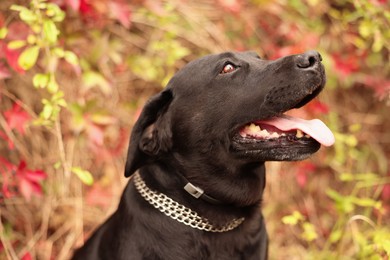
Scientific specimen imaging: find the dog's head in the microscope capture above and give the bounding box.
[125,51,334,177]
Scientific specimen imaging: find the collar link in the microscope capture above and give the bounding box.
[133,172,245,232]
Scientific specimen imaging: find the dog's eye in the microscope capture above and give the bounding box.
[220,63,236,74]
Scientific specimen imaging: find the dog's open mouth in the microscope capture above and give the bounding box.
[239,114,334,147]
[232,112,334,161]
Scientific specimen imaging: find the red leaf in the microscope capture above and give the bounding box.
[370,0,388,5]
[3,45,25,74]
[331,53,360,77]
[24,169,47,182]
[217,0,242,13]
[86,122,104,146]
[363,75,390,100]
[66,0,80,11]
[382,183,390,202]
[1,22,31,74]
[306,100,330,115]
[109,1,132,29]
[0,62,11,79]
[15,160,47,201]
[6,22,29,40]
[86,184,113,208]
[3,103,31,135]
[21,252,32,260]
[296,171,308,188]
[295,162,317,188]
[79,0,94,16]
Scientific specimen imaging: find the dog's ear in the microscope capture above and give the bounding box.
[124,89,173,177]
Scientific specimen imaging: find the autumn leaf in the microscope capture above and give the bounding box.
[3,103,31,135]
[79,0,95,17]
[108,1,132,29]
[0,27,8,39]
[217,0,242,13]
[3,45,25,73]
[2,21,31,73]
[15,161,47,201]
[86,121,104,146]
[382,181,390,202]
[331,53,360,77]
[306,100,330,115]
[71,166,94,185]
[0,61,11,79]
[364,76,390,100]
[21,253,32,260]
[18,45,40,70]
[65,0,81,11]
[43,20,60,44]
[295,162,317,188]
[86,184,112,207]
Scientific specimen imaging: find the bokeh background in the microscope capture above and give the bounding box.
[0,0,389,259]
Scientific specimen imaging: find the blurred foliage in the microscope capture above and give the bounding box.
[0,0,389,259]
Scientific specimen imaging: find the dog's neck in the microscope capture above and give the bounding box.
[133,161,266,223]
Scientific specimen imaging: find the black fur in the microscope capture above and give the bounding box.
[73,50,326,260]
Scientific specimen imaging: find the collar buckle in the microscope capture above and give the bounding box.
[184,183,204,199]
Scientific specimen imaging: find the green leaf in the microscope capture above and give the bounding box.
[10,5,25,11]
[53,161,62,170]
[43,20,59,44]
[71,167,94,185]
[382,240,390,255]
[282,211,304,226]
[373,31,384,52]
[359,20,373,39]
[18,46,40,70]
[82,71,111,95]
[52,47,65,58]
[64,51,79,66]
[41,102,53,120]
[351,197,381,209]
[33,73,50,88]
[0,27,8,39]
[329,229,343,243]
[326,189,355,213]
[301,222,318,242]
[7,40,26,49]
[19,8,37,23]
[339,172,354,182]
[47,76,59,93]
[46,3,65,22]
[27,34,37,44]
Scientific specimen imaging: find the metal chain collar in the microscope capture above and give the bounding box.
[133,172,245,232]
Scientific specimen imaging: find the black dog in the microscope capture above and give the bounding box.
[73,51,334,259]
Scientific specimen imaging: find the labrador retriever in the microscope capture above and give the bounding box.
[73,51,334,260]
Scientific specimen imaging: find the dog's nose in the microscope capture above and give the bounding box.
[296,50,322,69]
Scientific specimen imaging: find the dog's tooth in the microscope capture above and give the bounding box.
[247,123,262,134]
[248,123,257,132]
[255,130,264,138]
[270,132,280,138]
[296,129,303,138]
[305,134,310,138]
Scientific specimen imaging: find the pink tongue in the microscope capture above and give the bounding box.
[258,115,335,147]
